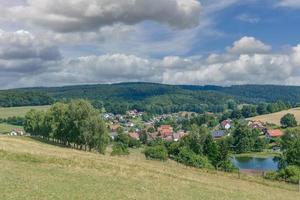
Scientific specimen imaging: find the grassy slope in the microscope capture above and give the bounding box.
[0,136,298,200]
[248,107,300,126]
[0,123,23,134]
[0,105,50,118]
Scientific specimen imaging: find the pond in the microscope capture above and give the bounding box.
[231,156,279,171]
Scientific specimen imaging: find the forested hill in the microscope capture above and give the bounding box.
[1,83,300,114]
[179,84,300,103]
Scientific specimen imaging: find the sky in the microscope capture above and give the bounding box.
[0,0,300,89]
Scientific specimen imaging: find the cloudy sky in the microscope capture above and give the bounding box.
[0,0,300,89]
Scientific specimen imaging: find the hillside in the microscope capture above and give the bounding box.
[248,107,300,126]
[0,105,51,118]
[0,136,298,200]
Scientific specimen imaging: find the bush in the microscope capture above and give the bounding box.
[129,138,141,148]
[265,166,300,184]
[111,142,129,156]
[144,145,168,161]
[175,147,213,169]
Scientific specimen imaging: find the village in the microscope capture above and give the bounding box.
[104,109,284,147]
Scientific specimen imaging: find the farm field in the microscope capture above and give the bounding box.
[0,136,298,200]
[248,107,300,126]
[0,105,51,119]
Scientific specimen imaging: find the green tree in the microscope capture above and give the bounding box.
[280,113,297,128]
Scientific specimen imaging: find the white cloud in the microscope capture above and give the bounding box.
[278,0,300,8]
[1,30,300,89]
[236,14,260,24]
[6,0,202,32]
[227,36,272,54]
[291,45,300,66]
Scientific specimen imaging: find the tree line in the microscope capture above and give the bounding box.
[24,100,109,153]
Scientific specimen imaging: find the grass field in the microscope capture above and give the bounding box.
[0,136,298,200]
[248,107,300,126]
[0,123,23,134]
[0,105,51,118]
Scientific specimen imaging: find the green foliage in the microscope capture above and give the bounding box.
[139,130,148,144]
[144,145,168,161]
[175,147,213,169]
[280,113,297,128]
[111,142,129,156]
[0,91,53,107]
[128,138,141,148]
[24,100,109,153]
[265,166,300,184]
[233,125,263,153]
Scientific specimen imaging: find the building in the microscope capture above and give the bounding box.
[9,129,24,136]
[211,130,226,139]
[173,131,188,142]
[128,132,140,140]
[265,129,284,138]
[158,125,173,138]
[248,120,265,130]
[221,119,232,130]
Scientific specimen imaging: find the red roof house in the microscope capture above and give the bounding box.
[128,132,140,140]
[266,129,284,138]
[158,125,173,138]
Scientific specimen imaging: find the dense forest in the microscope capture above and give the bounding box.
[1,83,300,114]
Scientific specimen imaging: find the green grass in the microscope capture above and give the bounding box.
[0,136,298,200]
[0,123,24,134]
[0,105,50,118]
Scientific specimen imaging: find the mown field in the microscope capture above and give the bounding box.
[0,105,51,118]
[248,107,300,126]
[0,136,298,200]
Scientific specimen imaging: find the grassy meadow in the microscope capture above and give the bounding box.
[0,105,51,119]
[248,107,300,126]
[0,123,23,134]
[0,136,298,200]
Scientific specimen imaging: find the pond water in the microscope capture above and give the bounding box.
[231,156,279,171]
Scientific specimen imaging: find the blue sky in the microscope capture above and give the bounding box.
[0,0,300,88]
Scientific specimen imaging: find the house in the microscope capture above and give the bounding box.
[109,132,118,140]
[211,130,226,139]
[158,125,173,138]
[248,120,265,130]
[9,129,24,136]
[147,132,159,141]
[173,131,188,142]
[129,132,140,140]
[221,119,232,130]
[265,129,284,138]
[110,124,120,132]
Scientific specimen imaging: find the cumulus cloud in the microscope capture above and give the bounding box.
[227,36,272,54]
[6,0,201,32]
[1,35,300,89]
[0,29,61,74]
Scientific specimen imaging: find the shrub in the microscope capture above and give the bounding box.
[128,138,141,148]
[144,145,168,161]
[111,142,129,156]
[175,147,213,169]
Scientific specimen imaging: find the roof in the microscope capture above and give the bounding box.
[158,125,173,137]
[267,129,284,137]
[211,130,226,138]
[129,132,140,140]
[221,120,232,127]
